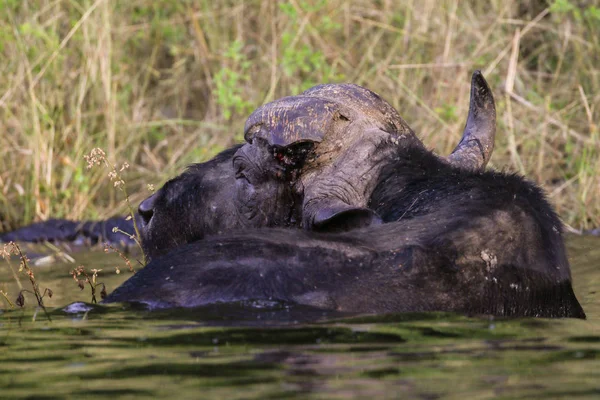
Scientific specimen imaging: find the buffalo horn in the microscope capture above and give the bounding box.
[445,71,496,171]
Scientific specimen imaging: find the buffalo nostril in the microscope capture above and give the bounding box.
[138,194,156,225]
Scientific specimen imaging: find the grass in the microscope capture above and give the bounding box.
[0,0,598,232]
[1,241,52,320]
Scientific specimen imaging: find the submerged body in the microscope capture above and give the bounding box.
[0,217,138,246]
[105,144,585,318]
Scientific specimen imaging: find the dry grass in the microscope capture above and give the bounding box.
[0,0,598,232]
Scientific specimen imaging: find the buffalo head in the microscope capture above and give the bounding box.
[244,71,495,231]
[138,142,308,259]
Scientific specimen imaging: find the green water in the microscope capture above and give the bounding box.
[1,235,599,399]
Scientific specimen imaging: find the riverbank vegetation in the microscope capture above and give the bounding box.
[0,0,598,232]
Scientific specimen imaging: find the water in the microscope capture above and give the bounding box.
[1,235,599,399]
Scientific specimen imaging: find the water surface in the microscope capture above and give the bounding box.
[1,235,599,399]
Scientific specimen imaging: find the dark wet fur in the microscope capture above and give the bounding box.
[105,144,586,319]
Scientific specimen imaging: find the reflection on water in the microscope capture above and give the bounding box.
[1,235,599,399]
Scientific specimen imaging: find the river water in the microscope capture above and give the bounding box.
[1,235,599,399]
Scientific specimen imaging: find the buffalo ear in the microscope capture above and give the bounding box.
[311,203,382,232]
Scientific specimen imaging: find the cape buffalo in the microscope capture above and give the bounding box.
[104,72,585,318]
[105,142,585,318]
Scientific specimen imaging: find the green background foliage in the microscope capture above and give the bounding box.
[0,0,598,231]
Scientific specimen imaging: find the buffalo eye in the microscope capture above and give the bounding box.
[235,170,250,183]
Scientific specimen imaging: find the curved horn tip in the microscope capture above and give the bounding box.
[470,71,495,112]
[472,69,484,82]
[471,70,486,86]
